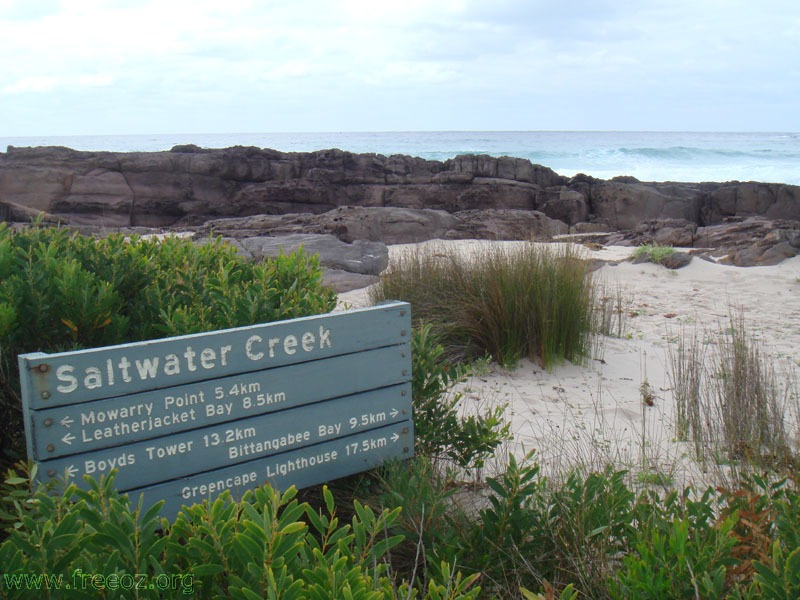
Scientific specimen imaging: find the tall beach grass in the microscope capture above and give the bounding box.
[369,242,597,369]
[668,309,797,479]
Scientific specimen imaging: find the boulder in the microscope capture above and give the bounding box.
[704,183,800,224]
[633,218,697,247]
[238,234,389,276]
[723,241,800,267]
[660,252,692,269]
[0,199,64,224]
[536,187,588,225]
[448,209,568,240]
[695,217,800,251]
[589,182,702,230]
[308,206,460,244]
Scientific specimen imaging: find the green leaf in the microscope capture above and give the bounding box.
[278,521,306,536]
[324,485,335,516]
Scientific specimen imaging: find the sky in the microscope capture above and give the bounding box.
[1,0,798,135]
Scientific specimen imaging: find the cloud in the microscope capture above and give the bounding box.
[3,73,113,94]
[0,0,797,134]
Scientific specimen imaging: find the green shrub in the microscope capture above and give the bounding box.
[371,242,596,370]
[373,456,466,591]
[632,243,676,264]
[372,453,637,599]
[371,451,547,598]
[0,465,481,599]
[0,223,337,459]
[411,324,509,468]
[369,450,800,599]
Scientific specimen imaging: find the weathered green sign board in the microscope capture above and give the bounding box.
[19,302,413,520]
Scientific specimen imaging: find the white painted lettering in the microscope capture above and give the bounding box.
[56,365,78,394]
[301,332,315,352]
[118,357,132,382]
[220,345,231,366]
[105,359,114,386]
[245,335,264,360]
[283,335,297,355]
[134,357,159,380]
[319,326,331,348]
[163,353,181,375]
[200,348,216,369]
[184,347,197,371]
[84,367,102,390]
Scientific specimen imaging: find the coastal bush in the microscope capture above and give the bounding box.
[411,325,509,468]
[0,466,481,599]
[0,223,337,463]
[371,452,639,600]
[4,456,799,599]
[370,242,596,369]
[632,243,676,264]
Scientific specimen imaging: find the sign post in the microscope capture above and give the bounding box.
[19,302,413,519]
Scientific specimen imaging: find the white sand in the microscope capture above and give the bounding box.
[338,240,800,487]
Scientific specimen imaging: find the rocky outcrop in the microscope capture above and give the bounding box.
[3,145,800,267]
[578,216,800,267]
[3,145,799,233]
[201,206,567,244]
[0,146,570,227]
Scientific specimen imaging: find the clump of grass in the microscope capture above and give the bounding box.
[668,308,795,479]
[632,243,675,264]
[708,312,791,468]
[594,282,631,339]
[370,242,597,370]
[667,325,705,447]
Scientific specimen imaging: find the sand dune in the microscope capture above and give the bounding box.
[338,241,800,487]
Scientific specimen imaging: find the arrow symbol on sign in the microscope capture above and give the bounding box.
[62,433,75,445]
[66,465,78,478]
[391,433,399,443]
[390,409,399,418]
[60,416,74,428]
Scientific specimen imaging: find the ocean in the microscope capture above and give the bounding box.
[1,131,798,186]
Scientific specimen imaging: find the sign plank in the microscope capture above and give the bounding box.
[39,383,411,492]
[125,421,413,521]
[29,344,409,459]
[19,302,410,409]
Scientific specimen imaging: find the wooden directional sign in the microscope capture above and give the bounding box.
[19,302,413,520]
[28,345,408,459]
